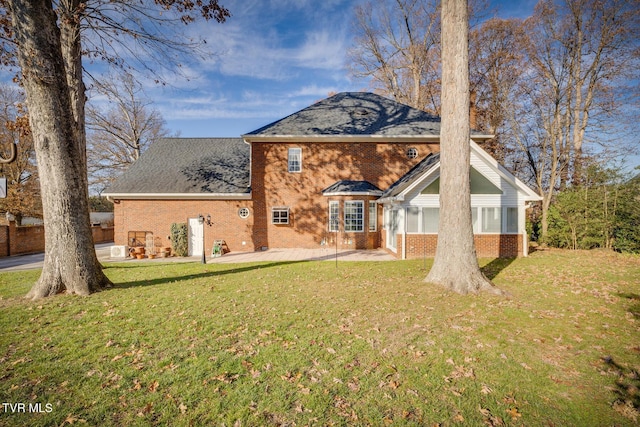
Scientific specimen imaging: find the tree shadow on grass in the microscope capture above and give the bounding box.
[601,355,640,415]
[481,257,516,280]
[108,260,307,290]
[616,292,640,319]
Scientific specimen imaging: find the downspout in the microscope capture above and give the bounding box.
[402,207,406,260]
[523,203,531,257]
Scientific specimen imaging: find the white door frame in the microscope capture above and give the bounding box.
[188,218,204,256]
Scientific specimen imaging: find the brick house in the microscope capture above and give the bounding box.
[104,92,541,259]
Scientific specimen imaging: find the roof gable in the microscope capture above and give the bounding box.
[104,138,250,197]
[245,92,442,138]
[379,141,542,202]
[322,180,382,196]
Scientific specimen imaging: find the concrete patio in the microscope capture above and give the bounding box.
[0,245,395,272]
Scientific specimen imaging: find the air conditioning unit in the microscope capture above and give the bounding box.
[110,245,129,258]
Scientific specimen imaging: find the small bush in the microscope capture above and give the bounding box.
[170,222,188,256]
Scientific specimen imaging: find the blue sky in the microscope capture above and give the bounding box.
[136,0,539,138]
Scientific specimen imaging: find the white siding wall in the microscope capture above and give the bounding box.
[402,150,525,233]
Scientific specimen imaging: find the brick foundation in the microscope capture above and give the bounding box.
[403,234,523,258]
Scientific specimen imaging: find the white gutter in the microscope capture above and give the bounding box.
[104,193,252,201]
[322,191,383,197]
[242,134,442,143]
[242,134,495,143]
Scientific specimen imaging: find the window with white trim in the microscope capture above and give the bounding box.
[328,201,339,232]
[344,201,364,232]
[472,207,479,233]
[368,201,377,231]
[406,207,420,233]
[482,207,501,233]
[422,208,439,233]
[406,207,439,233]
[505,207,518,233]
[288,148,302,173]
[272,207,290,224]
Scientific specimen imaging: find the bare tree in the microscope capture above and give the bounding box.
[508,0,640,242]
[425,0,500,294]
[348,0,442,113]
[0,84,41,223]
[2,0,229,299]
[469,17,526,164]
[86,72,171,194]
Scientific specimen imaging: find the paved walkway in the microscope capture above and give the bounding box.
[0,245,395,272]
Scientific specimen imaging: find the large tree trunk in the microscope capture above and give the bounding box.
[10,0,112,299]
[425,0,501,295]
[59,0,88,190]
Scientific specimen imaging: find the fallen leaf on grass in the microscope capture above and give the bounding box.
[137,403,153,417]
[506,407,522,420]
[61,415,87,425]
[481,384,493,395]
[178,403,187,414]
[148,380,159,392]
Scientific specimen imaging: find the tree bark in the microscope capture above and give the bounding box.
[9,0,112,299]
[425,0,501,295]
[59,0,88,190]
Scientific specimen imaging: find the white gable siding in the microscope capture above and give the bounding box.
[404,151,520,206]
[401,150,526,234]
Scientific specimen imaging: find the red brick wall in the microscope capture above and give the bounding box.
[0,222,114,257]
[0,225,8,257]
[251,141,438,249]
[403,234,523,258]
[113,199,255,253]
[10,223,45,255]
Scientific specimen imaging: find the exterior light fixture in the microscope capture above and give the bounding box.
[198,214,213,264]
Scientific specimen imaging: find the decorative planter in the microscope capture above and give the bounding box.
[148,254,156,259]
[135,254,145,260]
[133,247,145,255]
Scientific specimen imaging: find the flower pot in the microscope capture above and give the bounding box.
[148,254,156,259]
[135,254,145,260]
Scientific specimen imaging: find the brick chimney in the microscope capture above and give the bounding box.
[469,89,478,130]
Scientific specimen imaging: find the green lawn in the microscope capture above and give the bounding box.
[1,250,638,426]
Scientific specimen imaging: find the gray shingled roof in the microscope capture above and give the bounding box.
[245,92,442,137]
[380,152,441,199]
[104,138,250,195]
[322,180,382,195]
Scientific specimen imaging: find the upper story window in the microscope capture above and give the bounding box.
[288,148,302,173]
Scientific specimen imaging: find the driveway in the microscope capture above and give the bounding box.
[0,245,395,272]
